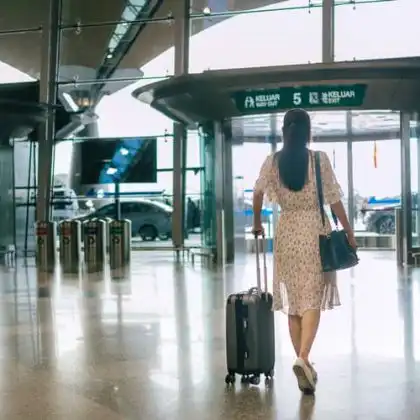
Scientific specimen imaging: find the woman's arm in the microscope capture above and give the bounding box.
[330,200,352,233]
[252,154,274,234]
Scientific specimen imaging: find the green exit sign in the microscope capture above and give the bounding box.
[232,84,367,113]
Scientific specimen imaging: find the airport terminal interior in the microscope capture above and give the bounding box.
[1,0,420,418]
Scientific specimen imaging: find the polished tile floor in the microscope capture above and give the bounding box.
[0,251,419,419]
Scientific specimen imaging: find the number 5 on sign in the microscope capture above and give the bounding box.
[293,92,302,106]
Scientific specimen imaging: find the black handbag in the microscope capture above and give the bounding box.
[314,152,359,272]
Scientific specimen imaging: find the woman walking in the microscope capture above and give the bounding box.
[252,109,356,394]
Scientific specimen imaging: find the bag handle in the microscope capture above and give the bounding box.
[313,151,338,228]
[254,232,268,294]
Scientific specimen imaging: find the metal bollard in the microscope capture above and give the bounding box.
[97,216,113,253]
[109,219,132,269]
[59,220,82,272]
[35,221,57,271]
[83,219,106,269]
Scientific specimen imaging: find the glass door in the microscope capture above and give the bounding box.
[352,139,401,247]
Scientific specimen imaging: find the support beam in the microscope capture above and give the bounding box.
[322,0,335,63]
[214,121,225,266]
[222,121,234,263]
[174,0,190,76]
[37,0,61,221]
[172,0,190,249]
[400,112,413,265]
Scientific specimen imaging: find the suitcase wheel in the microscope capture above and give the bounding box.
[264,370,274,385]
[225,373,236,385]
[239,374,261,386]
[249,375,260,386]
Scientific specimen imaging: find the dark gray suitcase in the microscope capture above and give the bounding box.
[225,234,275,385]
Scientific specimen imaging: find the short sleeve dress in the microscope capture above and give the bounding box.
[254,150,342,316]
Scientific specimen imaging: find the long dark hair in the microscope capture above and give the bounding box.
[277,109,311,191]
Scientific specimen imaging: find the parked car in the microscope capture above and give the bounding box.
[74,199,173,241]
[363,194,420,234]
[364,209,396,234]
[27,185,80,223]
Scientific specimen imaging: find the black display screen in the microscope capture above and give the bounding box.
[80,137,157,184]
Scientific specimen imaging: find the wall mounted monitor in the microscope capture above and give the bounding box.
[80,137,157,184]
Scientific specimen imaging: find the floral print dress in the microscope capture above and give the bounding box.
[254,150,342,316]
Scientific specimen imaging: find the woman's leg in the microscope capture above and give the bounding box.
[288,315,302,357]
[298,309,321,364]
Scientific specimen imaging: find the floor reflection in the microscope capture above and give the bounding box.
[0,251,416,418]
[298,395,315,420]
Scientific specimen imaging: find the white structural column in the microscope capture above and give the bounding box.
[37,0,61,221]
[400,112,413,265]
[172,0,190,249]
[322,0,335,63]
[214,122,225,265]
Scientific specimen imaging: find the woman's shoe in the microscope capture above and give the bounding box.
[310,364,318,384]
[292,358,316,394]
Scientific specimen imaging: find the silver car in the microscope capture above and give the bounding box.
[83,199,173,241]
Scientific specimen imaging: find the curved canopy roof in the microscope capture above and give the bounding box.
[3,0,418,141]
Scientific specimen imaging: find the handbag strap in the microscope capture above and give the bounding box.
[313,151,338,228]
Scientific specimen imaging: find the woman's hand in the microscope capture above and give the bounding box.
[252,220,265,237]
[347,232,357,250]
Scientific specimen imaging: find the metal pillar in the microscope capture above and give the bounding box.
[322,0,335,63]
[214,121,226,266]
[37,0,61,221]
[400,112,413,265]
[222,121,234,263]
[173,124,187,248]
[346,111,355,230]
[172,0,190,249]
[208,120,235,265]
[414,113,420,248]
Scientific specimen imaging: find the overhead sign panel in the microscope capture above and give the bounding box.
[233,84,367,113]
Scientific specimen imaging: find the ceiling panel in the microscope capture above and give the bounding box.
[0,0,125,80]
[118,0,176,73]
[0,0,307,92]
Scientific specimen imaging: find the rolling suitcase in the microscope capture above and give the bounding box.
[225,233,275,385]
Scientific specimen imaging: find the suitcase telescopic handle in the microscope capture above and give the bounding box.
[254,232,268,294]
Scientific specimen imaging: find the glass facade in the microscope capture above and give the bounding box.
[230,110,411,250]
